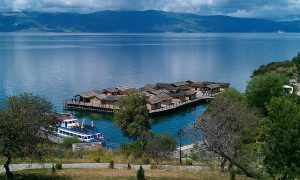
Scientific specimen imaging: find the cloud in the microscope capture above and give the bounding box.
[0,0,300,20]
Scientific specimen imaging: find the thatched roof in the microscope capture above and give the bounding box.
[116,86,134,92]
[206,84,221,89]
[178,86,192,91]
[169,92,185,99]
[172,81,188,87]
[148,96,163,104]
[215,82,230,88]
[144,84,157,89]
[95,94,108,100]
[156,83,173,89]
[149,89,170,95]
[190,82,206,88]
[184,90,196,96]
[93,89,105,94]
[105,88,119,93]
[156,93,173,101]
[186,80,199,84]
[142,91,152,97]
[202,81,216,85]
[77,91,97,99]
[103,95,119,102]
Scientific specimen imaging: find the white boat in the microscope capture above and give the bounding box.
[54,113,109,144]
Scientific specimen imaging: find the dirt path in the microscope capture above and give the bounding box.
[0,162,207,173]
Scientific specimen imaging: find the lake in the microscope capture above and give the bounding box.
[1,33,300,147]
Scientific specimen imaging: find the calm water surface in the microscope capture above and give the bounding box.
[1,33,300,146]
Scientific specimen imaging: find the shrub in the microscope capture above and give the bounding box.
[142,158,150,164]
[92,157,100,162]
[119,142,144,159]
[55,163,62,170]
[127,163,131,170]
[61,137,80,149]
[109,160,114,169]
[74,150,83,159]
[145,134,176,164]
[186,159,193,165]
[150,164,157,169]
[188,153,199,161]
[137,165,145,180]
[230,169,236,180]
[53,149,65,159]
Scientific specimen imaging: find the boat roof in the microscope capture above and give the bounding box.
[63,118,78,122]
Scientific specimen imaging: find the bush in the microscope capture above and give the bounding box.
[145,134,176,164]
[230,169,236,180]
[92,157,101,162]
[127,163,131,170]
[53,149,65,159]
[150,164,157,169]
[119,142,144,159]
[55,163,62,170]
[142,158,150,164]
[61,137,80,149]
[74,150,83,159]
[137,165,146,180]
[186,159,193,165]
[188,153,199,161]
[109,160,114,169]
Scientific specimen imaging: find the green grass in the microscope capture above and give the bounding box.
[0,168,252,180]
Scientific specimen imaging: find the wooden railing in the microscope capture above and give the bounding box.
[64,99,119,110]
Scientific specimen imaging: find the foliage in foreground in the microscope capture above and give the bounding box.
[260,97,300,179]
[145,134,177,164]
[0,93,56,179]
[245,72,286,115]
[61,137,80,149]
[196,88,260,178]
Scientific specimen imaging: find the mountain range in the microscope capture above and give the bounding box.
[1,10,300,33]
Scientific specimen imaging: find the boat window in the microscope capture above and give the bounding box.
[85,136,87,139]
[59,130,62,133]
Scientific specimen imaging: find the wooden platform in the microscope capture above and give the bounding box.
[63,95,214,115]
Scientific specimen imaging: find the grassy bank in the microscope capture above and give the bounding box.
[0,168,251,180]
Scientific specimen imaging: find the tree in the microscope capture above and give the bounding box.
[114,93,151,141]
[245,72,286,115]
[0,93,56,179]
[145,134,176,164]
[195,89,259,178]
[260,97,300,179]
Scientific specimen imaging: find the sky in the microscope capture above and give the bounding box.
[1,0,300,20]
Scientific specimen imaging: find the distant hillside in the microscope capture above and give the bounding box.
[1,10,300,33]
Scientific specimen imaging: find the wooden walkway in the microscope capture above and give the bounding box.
[63,100,119,113]
[149,96,213,115]
[63,96,214,115]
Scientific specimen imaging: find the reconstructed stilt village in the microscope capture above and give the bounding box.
[63,80,230,114]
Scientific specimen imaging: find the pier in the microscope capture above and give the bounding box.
[63,80,229,115]
[63,95,214,115]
